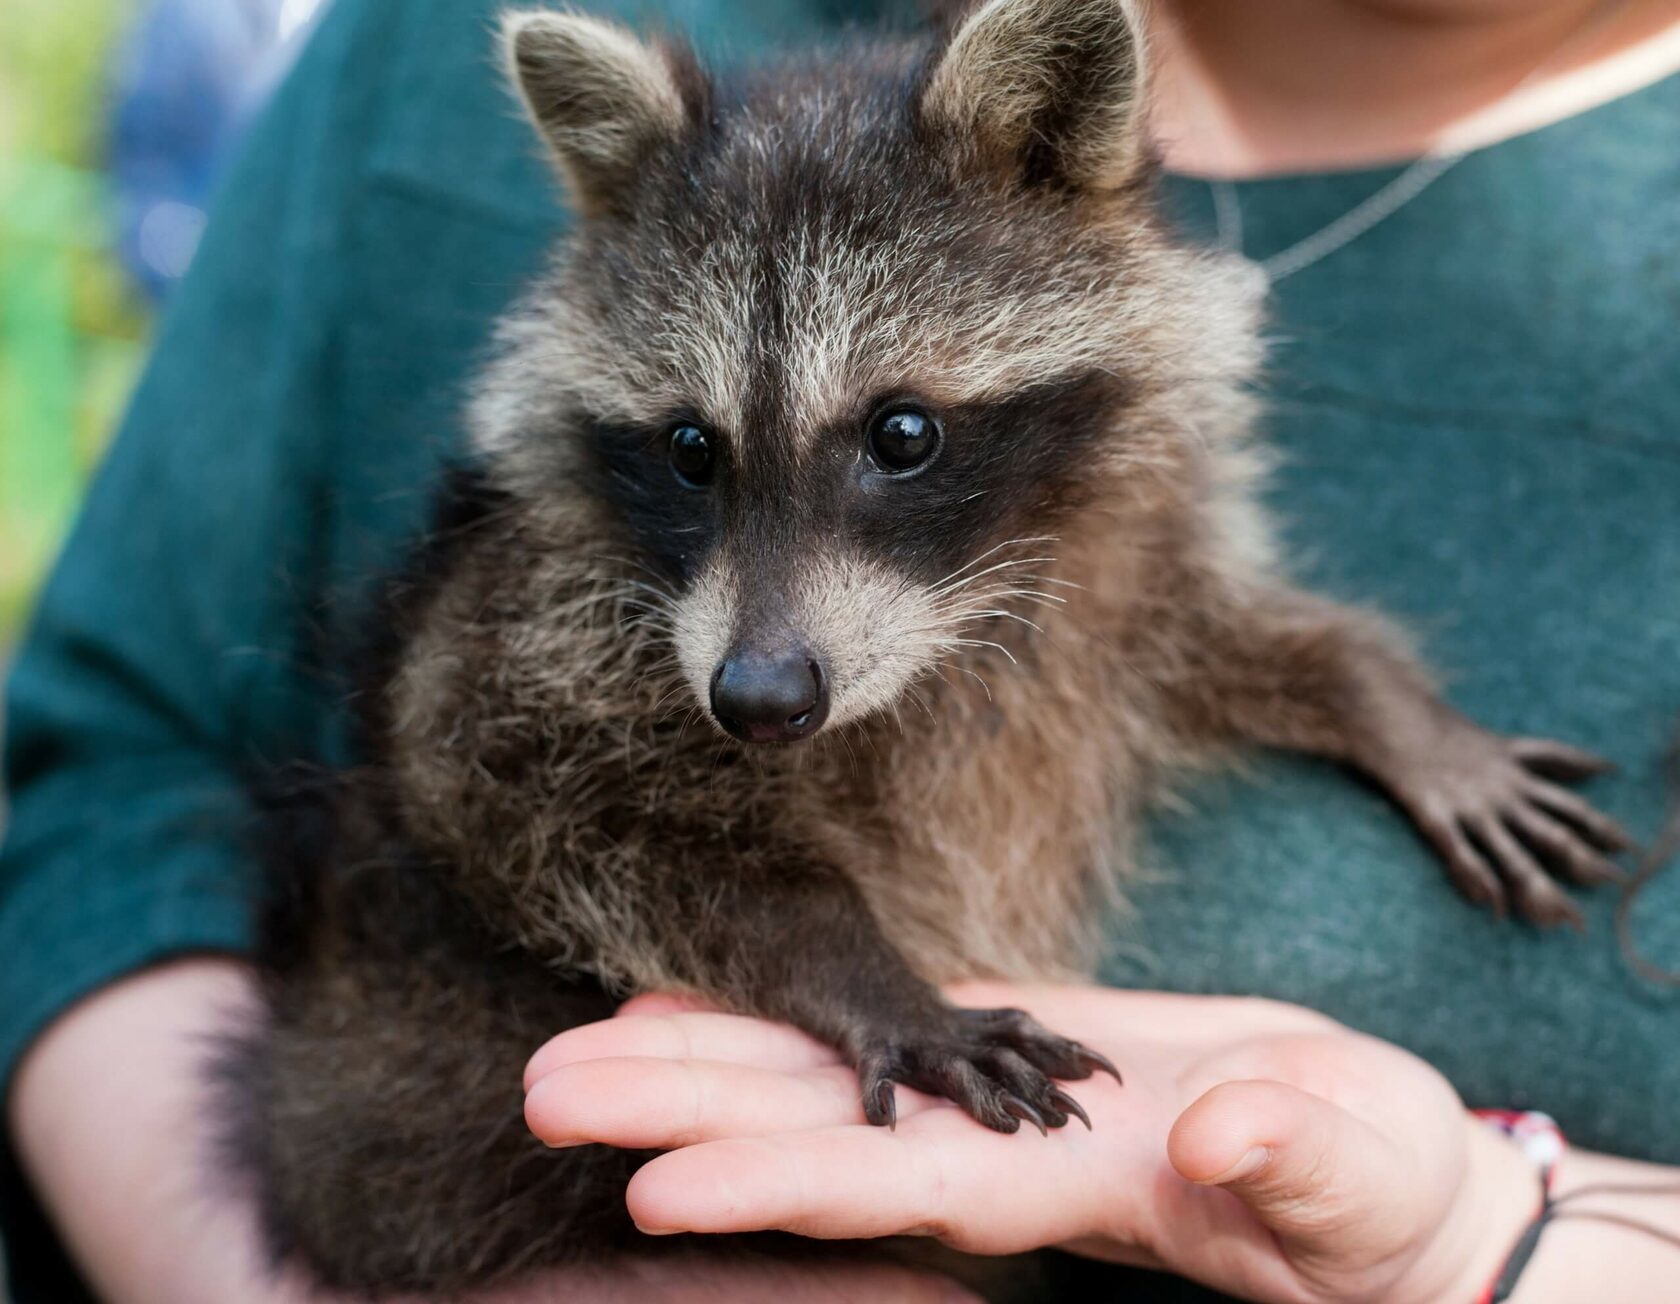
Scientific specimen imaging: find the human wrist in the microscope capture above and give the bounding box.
[1385,1112,1542,1304]
[1504,1149,1680,1303]
[1420,1127,1680,1304]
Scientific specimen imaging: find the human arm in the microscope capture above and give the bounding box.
[1498,1147,1680,1304]
[524,983,1680,1304]
[8,960,325,1304]
[8,957,977,1304]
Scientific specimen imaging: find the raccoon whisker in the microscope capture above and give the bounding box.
[965,609,1046,636]
[590,556,679,597]
[832,727,861,778]
[611,587,673,608]
[618,580,681,611]
[707,737,733,787]
[947,663,994,702]
[1018,574,1086,591]
[545,591,639,621]
[933,556,1059,597]
[673,705,705,743]
[620,613,677,634]
[934,602,1049,635]
[618,584,676,606]
[940,561,1055,598]
[651,683,694,717]
[981,581,1068,601]
[936,568,1059,605]
[905,684,936,723]
[615,600,676,624]
[621,620,676,641]
[928,536,1060,593]
[645,665,683,690]
[982,585,1069,605]
[948,585,1067,609]
[937,638,1019,667]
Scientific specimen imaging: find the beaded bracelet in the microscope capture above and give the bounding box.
[1472,1110,1564,1304]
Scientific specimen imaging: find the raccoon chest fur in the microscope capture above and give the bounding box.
[382,498,1158,993]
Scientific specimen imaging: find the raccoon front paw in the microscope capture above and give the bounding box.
[1396,732,1633,929]
[855,1007,1121,1135]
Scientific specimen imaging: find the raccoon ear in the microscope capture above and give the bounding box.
[920,0,1151,191]
[501,10,697,216]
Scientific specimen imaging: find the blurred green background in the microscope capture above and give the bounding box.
[1,0,315,649]
[0,0,151,643]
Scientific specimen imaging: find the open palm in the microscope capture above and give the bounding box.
[523,983,1531,1304]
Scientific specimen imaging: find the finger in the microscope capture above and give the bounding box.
[1468,816,1584,930]
[1167,1079,1413,1253]
[525,1012,841,1091]
[496,1254,984,1304]
[1507,805,1626,888]
[526,1057,942,1148]
[617,991,720,1018]
[626,1108,1102,1254]
[1508,737,1615,782]
[1522,780,1636,852]
[941,983,1337,1045]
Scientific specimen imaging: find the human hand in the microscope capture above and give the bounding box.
[524,984,1542,1304]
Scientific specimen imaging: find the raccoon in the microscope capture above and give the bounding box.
[225,0,1633,1293]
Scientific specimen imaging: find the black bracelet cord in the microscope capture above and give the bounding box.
[1487,1180,1680,1302]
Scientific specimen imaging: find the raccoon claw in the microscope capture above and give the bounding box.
[1396,728,1631,929]
[1002,1095,1048,1136]
[956,1007,1121,1085]
[1048,1087,1092,1130]
[854,1007,1117,1136]
[863,1074,899,1131]
[1076,1048,1124,1088]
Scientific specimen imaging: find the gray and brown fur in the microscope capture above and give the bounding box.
[224,0,1633,1294]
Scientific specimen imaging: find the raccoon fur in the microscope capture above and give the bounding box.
[223,0,1633,1293]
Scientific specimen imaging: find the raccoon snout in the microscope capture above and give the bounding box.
[709,649,829,744]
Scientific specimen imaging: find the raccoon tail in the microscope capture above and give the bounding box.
[216,857,657,1293]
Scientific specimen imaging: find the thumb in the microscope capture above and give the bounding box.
[1168,1079,1409,1250]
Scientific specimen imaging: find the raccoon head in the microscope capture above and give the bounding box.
[479,0,1261,744]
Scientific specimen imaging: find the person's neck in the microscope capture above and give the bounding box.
[1150,0,1680,176]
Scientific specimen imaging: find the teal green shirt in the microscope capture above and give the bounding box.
[3,0,1676,1297]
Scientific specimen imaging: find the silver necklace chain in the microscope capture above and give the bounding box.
[1209,0,1629,283]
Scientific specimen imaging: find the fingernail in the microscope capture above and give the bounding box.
[1206,1145,1271,1185]
[633,1222,680,1236]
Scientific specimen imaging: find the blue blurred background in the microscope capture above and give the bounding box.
[0,0,331,640]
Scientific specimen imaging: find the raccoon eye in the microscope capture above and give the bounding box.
[867,407,941,473]
[668,424,716,488]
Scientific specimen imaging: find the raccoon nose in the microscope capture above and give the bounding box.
[710,650,828,744]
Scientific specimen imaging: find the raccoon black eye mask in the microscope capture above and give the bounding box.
[221,0,1633,1294]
